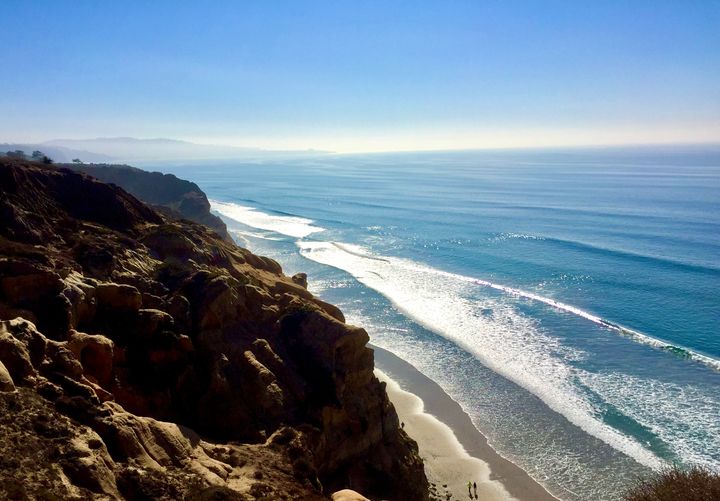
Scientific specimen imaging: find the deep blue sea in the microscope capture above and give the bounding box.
[143,147,720,500]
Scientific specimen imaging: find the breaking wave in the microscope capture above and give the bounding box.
[211,200,325,238]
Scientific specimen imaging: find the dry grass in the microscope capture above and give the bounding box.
[625,466,720,501]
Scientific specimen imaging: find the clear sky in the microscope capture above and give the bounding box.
[2,1,719,152]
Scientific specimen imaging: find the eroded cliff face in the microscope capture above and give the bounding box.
[0,159,428,501]
[65,162,231,241]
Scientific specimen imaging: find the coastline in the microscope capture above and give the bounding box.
[373,345,557,501]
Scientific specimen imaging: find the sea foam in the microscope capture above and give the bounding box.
[211,200,325,238]
[580,372,720,470]
[462,274,720,372]
[297,240,664,470]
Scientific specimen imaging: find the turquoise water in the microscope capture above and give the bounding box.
[144,147,720,500]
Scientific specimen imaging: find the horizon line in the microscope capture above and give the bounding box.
[3,136,720,157]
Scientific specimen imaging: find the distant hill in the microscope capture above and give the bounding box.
[0,143,115,163]
[44,137,329,162]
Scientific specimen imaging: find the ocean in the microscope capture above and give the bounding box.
[143,147,720,500]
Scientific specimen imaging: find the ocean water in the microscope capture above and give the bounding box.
[144,147,720,500]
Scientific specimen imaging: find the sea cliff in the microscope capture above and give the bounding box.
[65,163,231,241]
[0,158,428,500]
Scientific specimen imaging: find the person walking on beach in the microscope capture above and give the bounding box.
[467,481,472,497]
[473,481,477,499]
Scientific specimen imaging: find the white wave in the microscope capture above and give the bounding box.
[306,242,720,372]
[463,275,720,373]
[211,200,325,238]
[581,372,720,470]
[298,240,665,469]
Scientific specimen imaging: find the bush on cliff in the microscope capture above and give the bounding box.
[624,466,720,501]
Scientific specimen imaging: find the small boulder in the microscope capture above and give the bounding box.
[291,273,308,289]
[46,342,85,379]
[0,318,37,384]
[332,489,371,501]
[135,309,174,337]
[141,293,165,310]
[95,283,142,311]
[67,331,114,387]
[0,360,15,392]
[314,298,345,323]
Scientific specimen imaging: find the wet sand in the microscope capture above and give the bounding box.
[374,345,557,501]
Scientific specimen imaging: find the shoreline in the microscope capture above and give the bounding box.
[373,345,557,501]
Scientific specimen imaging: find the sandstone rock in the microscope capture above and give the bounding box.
[271,278,313,299]
[332,489,371,501]
[0,360,15,392]
[284,309,371,384]
[167,294,191,332]
[241,251,282,274]
[186,274,243,331]
[314,297,346,323]
[0,271,63,304]
[45,341,85,379]
[135,308,174,337]
[66,331,114,387]
[292,272,308,289]
[141,292,165,310]
[0,318,37,384]
[95,282,142,311]
[1,317,50,367]
[61,431,120,498]
[142,224,200,262]
[0,386,121,500]
[62,274,97,329]
[101,402,194,469]
[251,338,306,401]
[241,350,285,417]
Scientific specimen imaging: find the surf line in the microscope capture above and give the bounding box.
[303,239,719,372]
[467,277,720,372]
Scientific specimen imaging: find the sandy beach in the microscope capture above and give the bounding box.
[374,346,557,501]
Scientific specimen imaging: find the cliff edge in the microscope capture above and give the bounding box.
[0,158,428,500]
[65,163,231,241]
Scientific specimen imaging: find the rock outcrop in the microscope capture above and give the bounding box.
[65,162,231,241]
[0,158,428,500]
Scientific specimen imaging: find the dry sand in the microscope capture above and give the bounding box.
[374,346,557,501]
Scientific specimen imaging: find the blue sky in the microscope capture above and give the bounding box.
[1,1,719,152]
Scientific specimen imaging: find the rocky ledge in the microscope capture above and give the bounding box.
[0,158,428,500]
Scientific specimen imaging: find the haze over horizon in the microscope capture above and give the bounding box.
[2,1,719,153]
